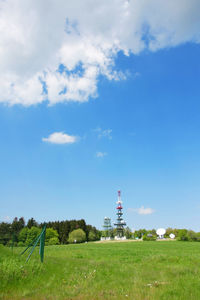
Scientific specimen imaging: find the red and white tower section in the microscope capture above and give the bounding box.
[114,190,126,238]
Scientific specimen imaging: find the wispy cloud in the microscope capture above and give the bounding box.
[94,127,112,140]
[42,132,78,144]
[128,206,155,215]
[96,151,107,158]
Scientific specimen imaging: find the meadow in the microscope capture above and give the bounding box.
[1,241,200,300]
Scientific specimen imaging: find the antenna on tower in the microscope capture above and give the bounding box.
[117,190,123,204]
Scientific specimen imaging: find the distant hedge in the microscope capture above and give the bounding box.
[0,217,100,246]
[143,234,156,241]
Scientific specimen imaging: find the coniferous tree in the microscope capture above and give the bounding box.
[27,218,38,228]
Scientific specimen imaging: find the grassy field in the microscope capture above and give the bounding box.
[1,241,200,300]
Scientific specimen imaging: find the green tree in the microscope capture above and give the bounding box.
[27,218,38,229]
[0,222,12,245]
[85,224,101,241]
[134,229,147,239]
[18,227,28,244]
[88,231,96,241]
[177,229,188,241]
[173,229,179,237]
[125,227,132,239]
[11,217,25,240]
[187,230,198,241]
[150,229,156,235]
[45,228,59,244]
[18,217,25,229]
[68,229,86,243]
[110,228,117,238]
[26,226,40,245]
[165,227,174,238]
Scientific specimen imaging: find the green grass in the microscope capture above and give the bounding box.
[1,241,200,299]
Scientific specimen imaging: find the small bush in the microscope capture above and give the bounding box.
[6,240,17,247]
[143,234,156,241]
[17,241,24,247]
[68,229,86,243]
[48,237,59,245]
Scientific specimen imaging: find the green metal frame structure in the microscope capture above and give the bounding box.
[21,225,46,263]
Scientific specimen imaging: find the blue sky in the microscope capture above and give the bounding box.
[1,1,200,230]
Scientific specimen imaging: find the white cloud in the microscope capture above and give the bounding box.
[0,0,200,105]
[42,132,78,144]
[96,151,107,158]
[128,206,155,215]
[94,127,112,139]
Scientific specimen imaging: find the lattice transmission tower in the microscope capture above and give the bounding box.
[114,190,126,238]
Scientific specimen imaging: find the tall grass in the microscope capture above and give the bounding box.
[1,242,200,299]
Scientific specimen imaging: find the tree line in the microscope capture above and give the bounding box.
[134,228,200,241]
[102,227,200,241]
[1,217,199,246]
[0,217,101,246]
